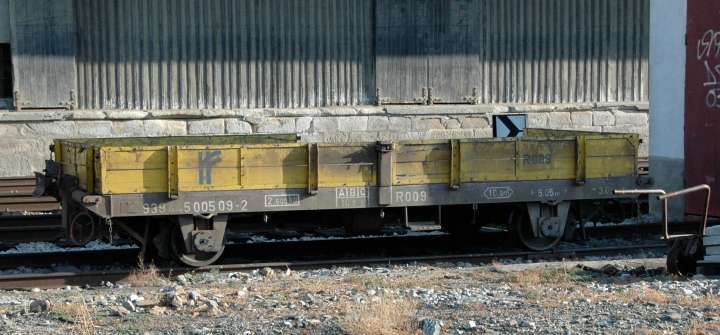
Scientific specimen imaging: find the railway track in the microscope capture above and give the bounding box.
[0,214,63,246]
[0,223,677,270]
[0,176,62,246]
[0,216,696,268]
[0,243,665,290]
[0,177,60,213]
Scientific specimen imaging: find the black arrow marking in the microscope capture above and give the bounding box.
[497,115,521,137]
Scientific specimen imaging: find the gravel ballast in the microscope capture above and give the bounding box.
[0,257,717,334]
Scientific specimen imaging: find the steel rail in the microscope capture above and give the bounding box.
[0,221,685,269]
[0,243,666,290]
[0,248,140,269]
[0,214,63,246]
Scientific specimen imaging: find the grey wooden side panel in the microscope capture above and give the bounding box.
[10,0,77,109]
[427,0,481,104]
[0,0,11,43]
[375,0,430,104]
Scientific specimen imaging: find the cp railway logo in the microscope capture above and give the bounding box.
[198,150,222,185]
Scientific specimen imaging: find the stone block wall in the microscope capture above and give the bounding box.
[0,103,648,177]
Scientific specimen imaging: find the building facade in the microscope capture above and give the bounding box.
[0,0,650,177]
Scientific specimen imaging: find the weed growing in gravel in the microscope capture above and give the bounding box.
[340,298,419,335]
[686,320,720,334]
[341,271,445,290]
[48,297,95,335]
[111,313,153,334]
[508,267,584,286]
[127,259,165,287]
[677,292,720,308]
[636,287,669,305]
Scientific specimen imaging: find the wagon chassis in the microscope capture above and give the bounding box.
[65,176,639,265]
[38,130,645,267]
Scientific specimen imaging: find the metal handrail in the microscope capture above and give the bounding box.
[614,185,711,240]
[657,184,711,240]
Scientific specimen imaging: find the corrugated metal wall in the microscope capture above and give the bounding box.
[478,0,649,104]
[375,0,649,105]
[74,0,375,110]
[71,0,648,110]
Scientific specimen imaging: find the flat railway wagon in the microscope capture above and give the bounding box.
[35,129,642,266]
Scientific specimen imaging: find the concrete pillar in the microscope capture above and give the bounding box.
[649,0,686,221]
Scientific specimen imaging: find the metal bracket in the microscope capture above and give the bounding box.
[462,87,479,104]
[377,141,395,206]
[59,90,76,110]
[375,88,390,106]
[414,87,428,104]
[575,136,586,185]
[167,146,179,199]
[376,142,394,153]
[13,90,23,111]
[307,143,319,195]
[449,139,461,190]
[428,87,442,105]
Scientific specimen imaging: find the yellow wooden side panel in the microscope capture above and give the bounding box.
[61,143,81,190]
[75,148,88,190]
[177,148,241,192]
[61,134,298,147]
[58,142,94,192]
[586,137,636,178]
[103,150,167,170]
[318,144,376,187]
[60,142,78,177]
[91,133,638,195]
[53,140,63,162]
[394,143,450,185]
[102,169,168,194]
[525,128,599,138]
[101,148,168,194]
[460,141,517,182]
[516,140,576,180]
[241,145,308,189]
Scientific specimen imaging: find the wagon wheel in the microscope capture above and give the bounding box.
[170,221,225,267]
[667,237,702,276]
[511,208,564,251]
[69,212,97,246]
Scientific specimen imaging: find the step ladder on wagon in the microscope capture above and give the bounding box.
[615,185,715,276]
